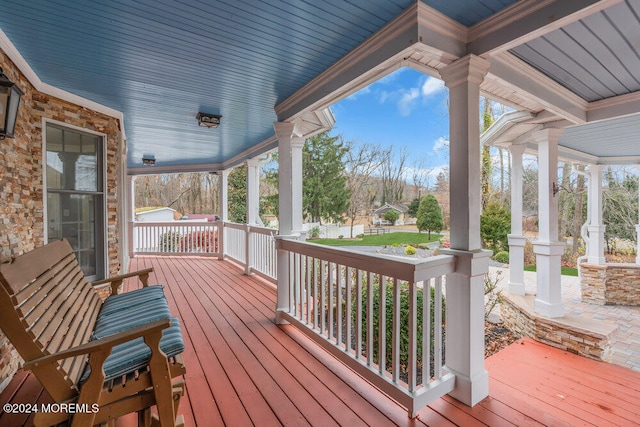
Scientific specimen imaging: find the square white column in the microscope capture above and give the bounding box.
[587,165,605,265]
[508,144,526,295]
[439,54,490,407]
[532,129,564,318]
[245,158,261,226]
[217,169,230,260]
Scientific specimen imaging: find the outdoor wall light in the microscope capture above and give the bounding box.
[0,67,24,140]
[196,112,222,128]
[142,155,156,166]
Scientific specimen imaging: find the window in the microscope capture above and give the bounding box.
[45,123,106,280]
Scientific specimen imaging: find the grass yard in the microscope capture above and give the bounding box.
[524,265,579,277]
[312,232,442,247]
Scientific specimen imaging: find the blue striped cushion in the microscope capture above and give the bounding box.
[92,297,170,340]
[81,317,185,382]
[100,286,166,317]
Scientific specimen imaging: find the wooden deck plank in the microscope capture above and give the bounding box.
[182,257,406,427]
[4,255,640,426]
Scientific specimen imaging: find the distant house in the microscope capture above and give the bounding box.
[181,214,219,222]
[135,207,177,222]
[372,203,410,226]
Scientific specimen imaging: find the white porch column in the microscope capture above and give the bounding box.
[274,122,303,323]
[246,158,261,226]
[217,169,229,260]
[127,175,136,258]
[636,166,640,264]
[439,55,490,407]
[587,165,605,265]
[508,144,526,295]
[245,158,261,275]
[532,129,564,318]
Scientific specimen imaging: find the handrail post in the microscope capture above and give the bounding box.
[245,225,252,275]
[217,221,225,260]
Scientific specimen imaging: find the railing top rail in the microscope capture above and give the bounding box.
[278,239,455,282]
[133,221,216,227]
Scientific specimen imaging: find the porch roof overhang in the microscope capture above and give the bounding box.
[1,0,639,173]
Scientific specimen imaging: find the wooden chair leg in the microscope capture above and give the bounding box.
[144,332,175,426]
[138,407,152,427]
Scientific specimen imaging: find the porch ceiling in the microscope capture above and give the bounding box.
[1,0,639,173]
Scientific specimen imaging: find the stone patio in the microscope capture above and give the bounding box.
[490,266,640,372]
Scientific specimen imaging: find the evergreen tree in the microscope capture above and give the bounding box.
[408,197,420,217]
[303,131,350,223]
[416,195,443,238]
[481,97,494,209]
[480,202,511,252]
[228,165,247,223]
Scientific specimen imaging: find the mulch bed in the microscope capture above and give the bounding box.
[485,321,522,357]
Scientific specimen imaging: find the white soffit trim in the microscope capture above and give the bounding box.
[487,53,588,124]
[275,2,466,122]
[587,91,640,123]
[468,0,623,57]
[0,29,126,140]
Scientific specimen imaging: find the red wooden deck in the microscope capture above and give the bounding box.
[2,255,640,426]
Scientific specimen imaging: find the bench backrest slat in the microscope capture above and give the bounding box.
[0,239,102,401]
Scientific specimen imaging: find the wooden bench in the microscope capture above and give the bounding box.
[0,239,186,426]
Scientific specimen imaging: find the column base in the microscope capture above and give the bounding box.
[509,282,526,295]
[534,298,565,318]
[444,366,489,406]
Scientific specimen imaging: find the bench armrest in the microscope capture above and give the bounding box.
[23,318,171,370]
[92,267,154,296]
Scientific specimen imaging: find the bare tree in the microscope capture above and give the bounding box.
[410,157,433,200]
[380,146,408,204]
[343,139,385,235]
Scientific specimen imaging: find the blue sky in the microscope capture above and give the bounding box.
[331,67,450,178]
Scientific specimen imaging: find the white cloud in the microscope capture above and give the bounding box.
[421,77,445,97]
[397,88,420,116]
[433,136,449,152]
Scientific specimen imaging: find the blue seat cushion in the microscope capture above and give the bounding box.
[81,317,185,382]
[99,285,166,317]
[93,291,171,340]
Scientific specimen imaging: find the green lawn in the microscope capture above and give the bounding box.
[311,232,442,247]
[524,265,579,277]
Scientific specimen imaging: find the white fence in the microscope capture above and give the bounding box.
[275,239,456,417]
[133,221,219,255]
[132,221,277,282]
[303,223,364,239]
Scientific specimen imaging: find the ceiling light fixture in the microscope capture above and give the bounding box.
[196,112,222,128]
[142,155,156,166]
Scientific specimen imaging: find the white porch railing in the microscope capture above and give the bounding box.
[132,221,219,255]
[275,238,456,417]
[131,221,278,282]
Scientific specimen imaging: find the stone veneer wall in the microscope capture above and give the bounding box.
[501,294,612,361]
[580,263,640,306]
[0,50,123,392]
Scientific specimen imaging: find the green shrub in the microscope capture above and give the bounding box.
[309,226,320,239]
[356,233,365,239]
[392,243,401,247]
[493,251,510,264]
[404,245,417,255]
[354,280,445,373]
[338,234,344,239]
[159,231,182,252]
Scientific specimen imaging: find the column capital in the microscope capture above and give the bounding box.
[273,121,298,139]
[290,136,305,149]
[439,55,490,88]
[508,143,526,157]
[245,157,261,168]
[215,169,230,177]
[530,128,564,145]
[587,164,604,173]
